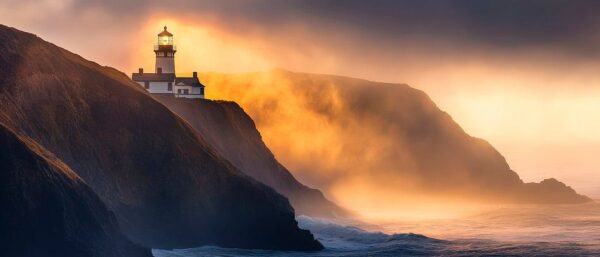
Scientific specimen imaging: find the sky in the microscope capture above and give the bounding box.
[1,0,600,198]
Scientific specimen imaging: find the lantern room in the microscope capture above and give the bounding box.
[157,26,173,46]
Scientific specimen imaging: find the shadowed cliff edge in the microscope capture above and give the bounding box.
[0,24,322,251]
[154,95,348,217]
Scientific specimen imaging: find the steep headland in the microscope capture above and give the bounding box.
[0,123,152,257]
[0,25,322,251]
[202,69,590,206]
[154,95,347,217]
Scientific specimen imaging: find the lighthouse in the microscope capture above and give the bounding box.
[155,26,176,74]
[132,26,205,99]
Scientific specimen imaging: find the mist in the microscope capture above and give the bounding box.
[2,0,600,217]
[200,70,589,222]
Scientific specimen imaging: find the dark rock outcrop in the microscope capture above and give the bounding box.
[0,25,322,251]
[202,69,590,204]
[154,95,347,217]
[0,123,152,257]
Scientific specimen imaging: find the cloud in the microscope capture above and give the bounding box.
[65,0,600,53]
[4,0,600,79]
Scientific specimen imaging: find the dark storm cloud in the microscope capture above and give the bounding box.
[6,0,598,72]
[284,0,600,53]
[70,0,600,55]
[317,0,600,42]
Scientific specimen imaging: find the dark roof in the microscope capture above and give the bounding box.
[175,77,205,88]
[158,26,173,37]
[132,73,175,82]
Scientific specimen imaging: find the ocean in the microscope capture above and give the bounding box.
[153,202,600,256]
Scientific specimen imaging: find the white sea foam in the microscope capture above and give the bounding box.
[153,203,600,256]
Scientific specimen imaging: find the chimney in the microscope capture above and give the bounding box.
[157,67,162,74]
[138,68,143,74]
[193,71,198,78]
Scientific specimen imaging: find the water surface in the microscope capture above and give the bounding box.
[154,202,600,256]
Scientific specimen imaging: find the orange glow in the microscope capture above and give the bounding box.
[102,15,600,218]
[202,66,600,220]
[126,17,272,76]
[329,175,501,222]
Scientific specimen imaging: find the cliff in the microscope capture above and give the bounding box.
[154,96,347,217]
[202,69,590,205]
[0,25,322,251]
[0,123,152,257]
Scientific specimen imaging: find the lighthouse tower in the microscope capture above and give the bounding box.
[155,26,176,74]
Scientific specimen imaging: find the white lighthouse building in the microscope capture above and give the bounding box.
[132,26,205,98]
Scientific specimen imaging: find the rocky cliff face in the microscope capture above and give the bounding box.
[202,70,590,205]
[154,96,347,217]
[0,25,322,251]
[0,123,152,257]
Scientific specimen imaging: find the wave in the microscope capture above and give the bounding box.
[153,209,600,257]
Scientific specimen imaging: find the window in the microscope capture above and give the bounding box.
[184,89,189,94]
[144,81,149,89]
[167,82,172,91]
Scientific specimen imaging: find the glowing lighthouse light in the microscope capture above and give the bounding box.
[157,26,173,45]
[159,36,170,45]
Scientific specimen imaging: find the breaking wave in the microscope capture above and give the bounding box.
[153,204,600,256]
